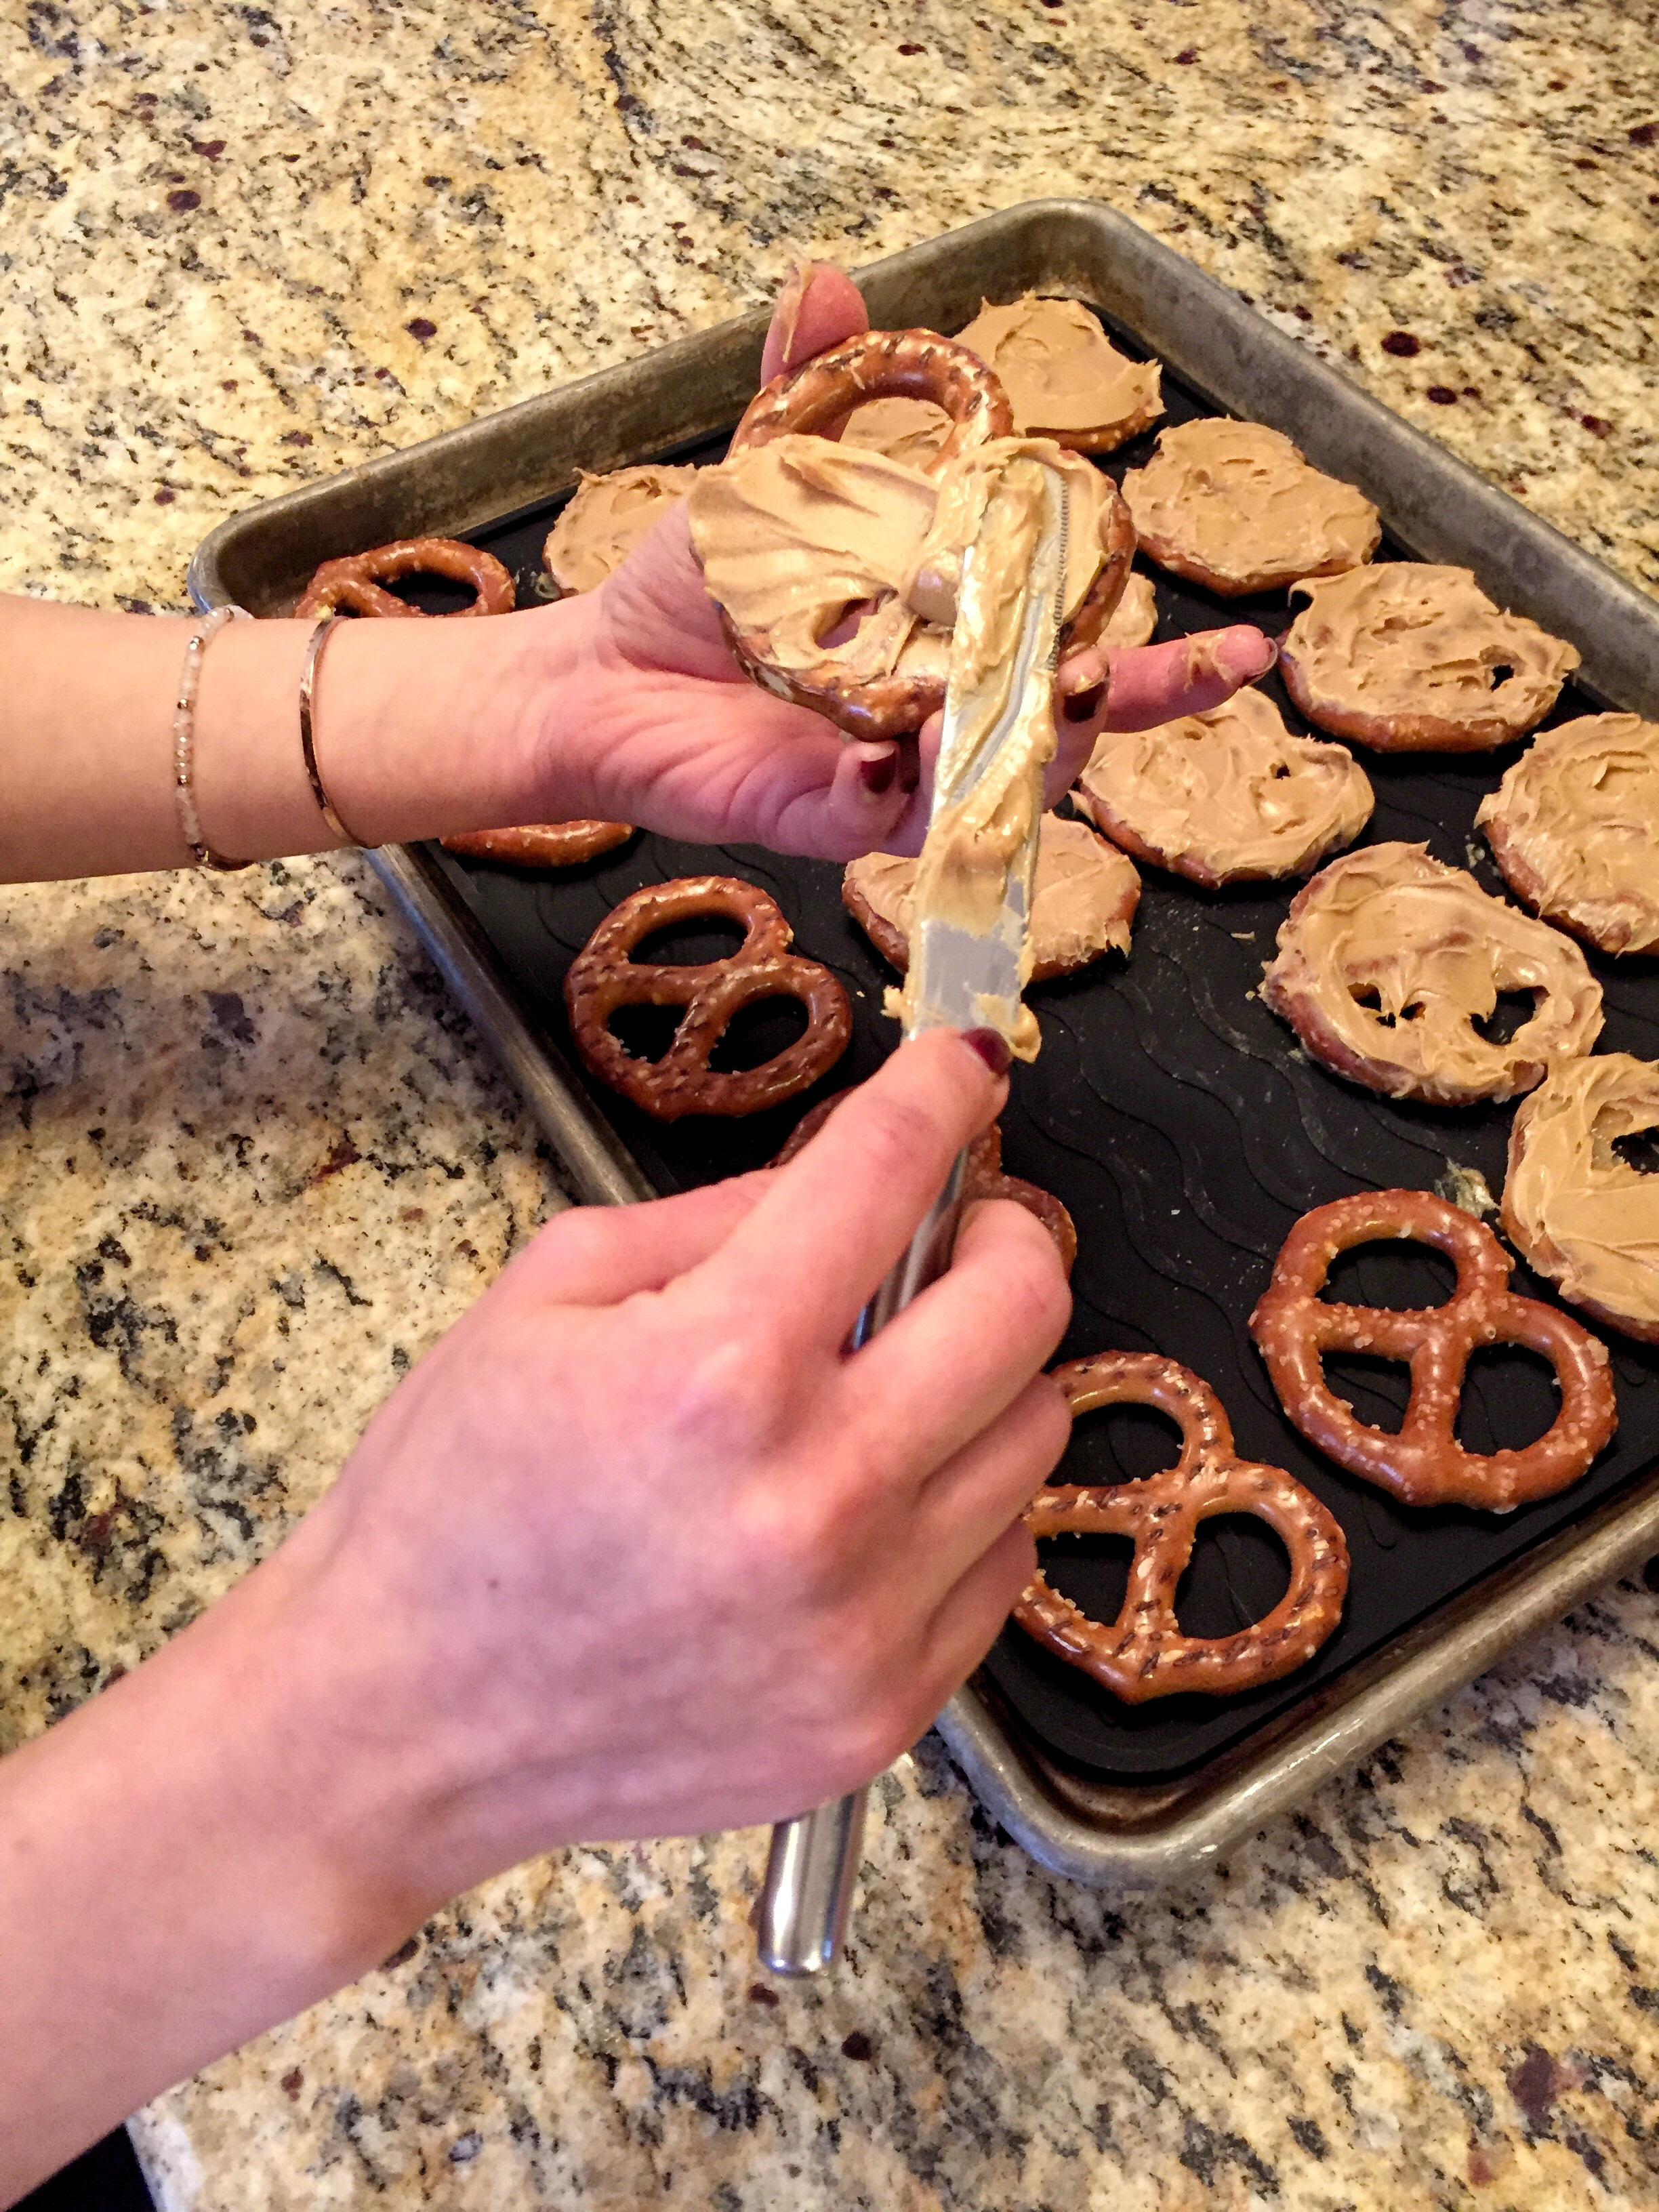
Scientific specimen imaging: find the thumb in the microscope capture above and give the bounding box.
[760,261,870,384]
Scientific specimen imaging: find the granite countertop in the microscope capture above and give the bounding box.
[4,2,1659,2206]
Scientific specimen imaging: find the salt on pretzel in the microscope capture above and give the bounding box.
[1013,1351,1349,1702]
[774,1095,1077,1276]
[562,876,851,1121]
[1249,1189,1617,1511]
[295,536,515,619]
[441,821,634,868]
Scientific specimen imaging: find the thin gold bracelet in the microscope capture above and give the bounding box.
[298,617,376,848]
[173,604,253,871]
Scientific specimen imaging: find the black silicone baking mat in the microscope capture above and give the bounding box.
[398,319,1658,1786]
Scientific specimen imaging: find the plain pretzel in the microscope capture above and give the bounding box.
[441,821,634,867]
[295,537,515,619]
[563,876,851,1121]
[1014,1351,1349,1702]
[1249,1189,1616,1511]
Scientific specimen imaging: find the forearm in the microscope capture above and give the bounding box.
[0,1544,423,2200]
[0,596,588,884]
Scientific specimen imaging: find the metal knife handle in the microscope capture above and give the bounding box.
[756,1149,970,1975]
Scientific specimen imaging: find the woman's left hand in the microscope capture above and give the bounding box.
[527,262,1275,861]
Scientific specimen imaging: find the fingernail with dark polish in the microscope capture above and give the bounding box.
[962,1026,1012,1078]
[859,754,896,796]
[1063,680,1106,724]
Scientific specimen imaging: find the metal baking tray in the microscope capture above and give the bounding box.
[191,199,1659,1886]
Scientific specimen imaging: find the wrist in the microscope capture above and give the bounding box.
[192,600,598,861]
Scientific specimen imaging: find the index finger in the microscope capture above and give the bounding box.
[695,1029,1009,1357]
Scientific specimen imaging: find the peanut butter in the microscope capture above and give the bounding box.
[846,813,1138,979]
[839,396,954,469]
[1261,842,1603,1105]
[688,432,1112,679]
[1073,685,1373,884]
[1122,419,1380,596]
[543,464,701,594]
[956,294,1162,451]
[1477,713,1659,956]
[1102,570,1158,650]
[1503,1053,1659,1340]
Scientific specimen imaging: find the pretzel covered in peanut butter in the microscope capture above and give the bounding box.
[295,536,515,619]
[1014,1352,1349,1701]
[1250,1189,1617,1511]
[563,876,850,1120]
[689,329,1136,742]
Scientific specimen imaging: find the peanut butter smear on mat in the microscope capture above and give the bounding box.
[1073,685,1374,884]
[1503,1054,1659,1339]
[1262,842,1603,1105]
[956,294,1162,449]
[1477,714,1659,955]
[688,434,1107,681]
[847,814,1138,975]
[542,464,701,593]
[1122,419,1380,594]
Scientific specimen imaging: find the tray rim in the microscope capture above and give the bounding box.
[192,197,1659,1887]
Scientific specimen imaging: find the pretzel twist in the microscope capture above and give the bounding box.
[295,537,515,619]
[1249,1190,1617,1511]
[441,821,634,867]
[1014,1352,1349,1701]
[563,877,851,1121]
[729,327,1014,473]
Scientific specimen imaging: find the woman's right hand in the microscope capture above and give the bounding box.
[0,1030,1073,2192]
[229,1026,1071,1912]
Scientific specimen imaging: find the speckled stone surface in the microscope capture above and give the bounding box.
[3,1,1659,2206]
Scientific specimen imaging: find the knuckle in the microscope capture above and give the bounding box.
[979,1204,1071,1336]
[666,1326,794,1460]
[852,1087,952,1190]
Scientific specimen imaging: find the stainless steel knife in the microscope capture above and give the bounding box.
[757,455,1072,1975]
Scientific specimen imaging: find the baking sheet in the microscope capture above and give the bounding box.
[403,365,1658,1787]
[190,200,1659,1858]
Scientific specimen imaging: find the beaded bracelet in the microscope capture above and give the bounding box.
[172,604,252,871]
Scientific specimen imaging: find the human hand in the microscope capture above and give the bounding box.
[237,1027,1071,1907]
[533,262,1273,859]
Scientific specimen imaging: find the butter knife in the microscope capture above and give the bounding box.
[757,455,1071,1976]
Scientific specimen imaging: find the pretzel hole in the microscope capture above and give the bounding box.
[1172,1517,1291,1639]
[1613,1127,1659,1175]
[1322,1244,1458,1310]
[1321,1351,1410,1433]
[605,1003,684,1063]
[706,996,811,1074]
[1059,1401,1185,1484]
[1453,1344,1563,1456]
[630,917,748,965]
[817,595,884,648]
[1347,984,1422,1027]
[388,571,483,615]
[1038,1531,1134,1629]
[1471,989,1540,1046]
